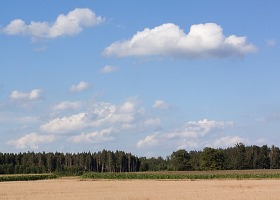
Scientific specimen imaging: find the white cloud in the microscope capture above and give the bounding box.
[137,119,235,149]
[3,19,27,35]
[136,134,159,148]
[10,89,42,101]
[166,119,232,139]
[153,100,170,110]
[104,23,257,58]
[69,128,116,143]
[91,99,138,126]
[53,101,81,111]
[70,81,90,92]
[100,65,118,74]
[40,112,88,134]
[2,8,104,40]
[120,100,137,113]
[212,136,247,148]
[7,132,55,149]
[39,97,148,135]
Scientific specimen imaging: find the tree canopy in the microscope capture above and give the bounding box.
[1,144,280,174]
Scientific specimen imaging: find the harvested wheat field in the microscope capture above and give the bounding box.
[1,178,280,200]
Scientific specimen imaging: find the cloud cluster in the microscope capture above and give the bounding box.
[5,80,251,153]
[2,8,104,40]
[104,23,257,58]
[7,85,161,149]
[166,119,233,139]
[6,95,249,153]
[39,97,153,136]
[1,8,257,60]
[136,119,242,150]
[8,99,138,149]
[9,89,43,108]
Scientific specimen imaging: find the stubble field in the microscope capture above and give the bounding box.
[1,178,280,200]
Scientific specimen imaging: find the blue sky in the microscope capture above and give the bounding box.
[0,1,279,157]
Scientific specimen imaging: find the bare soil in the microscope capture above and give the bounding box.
[1,178,280,200]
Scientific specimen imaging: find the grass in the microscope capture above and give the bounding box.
[2,169,280,182]
[81,169,280,180]
[0,174,58,182]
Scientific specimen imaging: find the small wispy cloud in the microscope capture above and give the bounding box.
[136,134,159,148]
[10,89,42,101]
[33,45,47,52]
[69,128,116,143]
[100,65,118,74]
[53,101,81,111]
[7,132,55,150]
[266,39,277,47]
[70,81,90,93]
[212,136,247,148]
[153,100,170,110]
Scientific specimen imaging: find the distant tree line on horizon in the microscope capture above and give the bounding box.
[1,143,280,175]
[0,150,140,175]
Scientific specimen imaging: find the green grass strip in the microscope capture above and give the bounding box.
[81,172,280,180]
[0,174,58,182]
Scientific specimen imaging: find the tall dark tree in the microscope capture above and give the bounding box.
[259,145,270,169]
[270,145,280,169]
[170,149,191,171]
[201,147,224,170]
[233,143,246,170]
[189,150,202,171]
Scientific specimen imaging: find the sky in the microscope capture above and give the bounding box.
[0,0,280,157]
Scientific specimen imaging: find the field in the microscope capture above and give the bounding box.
[1,170,280,199]
[1,178,280,200]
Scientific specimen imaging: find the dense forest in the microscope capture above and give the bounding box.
[0,150,140,175]
[1,143,280,175]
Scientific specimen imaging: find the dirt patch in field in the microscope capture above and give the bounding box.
[1,178,280,200]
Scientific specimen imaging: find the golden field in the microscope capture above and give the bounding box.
[1,178,280,200]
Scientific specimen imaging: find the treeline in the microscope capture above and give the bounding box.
[141,143,280,171]
[0,150,140,175]
[1,144,280,175]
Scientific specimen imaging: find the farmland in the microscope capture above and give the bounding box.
[1,170,280,199]
[1,178,280,200]
[1,169,280,182]
[81,169,280,180]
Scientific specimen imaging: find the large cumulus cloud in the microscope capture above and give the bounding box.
[104,23,257,58]
[2,8,104,40]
